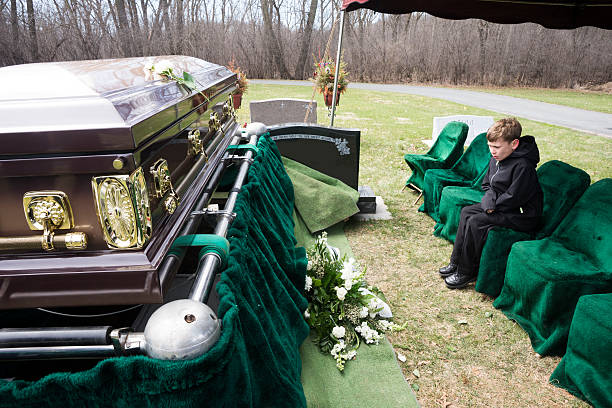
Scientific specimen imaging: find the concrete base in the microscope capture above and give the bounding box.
[357,186,377,213]
[353,196,392,221]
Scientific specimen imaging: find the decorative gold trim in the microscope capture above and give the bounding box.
[113,157,125,170]
[208,112,221,132]
[23,191,74,231]
[129,167,153,246]
[188,128,203,156]
[91,167,153,249]
[92,175,138,249]
[150,158,173,198]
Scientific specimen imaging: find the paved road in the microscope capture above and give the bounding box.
[252,80,612,138]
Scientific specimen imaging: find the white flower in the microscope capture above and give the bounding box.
[378,320,392,331]
[340,263,353,281]
[368,297,384,318]
[154,59,174,75]
[330,340,346,358]
[304,276,312,292]
[335,286,347,301]
[355,321,382,344]
[304,309,310,319]
[359,306,369,318]
[144,59,177,81]
[344,279,353,291]
[307,260,313,271]
[332,326,346,338]
[346,350,357,360]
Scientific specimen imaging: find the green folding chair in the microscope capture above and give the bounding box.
[419,132,491,222]
[404,121,468,204]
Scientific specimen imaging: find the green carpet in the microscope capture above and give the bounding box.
[283,157,360,234]
[293,215,419,408]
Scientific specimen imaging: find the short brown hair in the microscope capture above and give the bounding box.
[486,118,522,143]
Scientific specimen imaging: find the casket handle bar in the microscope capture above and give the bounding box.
[0,123,267,361]
[0,232,87,252]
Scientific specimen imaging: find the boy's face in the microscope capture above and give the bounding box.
[488,138,519,162]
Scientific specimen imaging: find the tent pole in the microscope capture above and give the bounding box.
[330,10,346,127]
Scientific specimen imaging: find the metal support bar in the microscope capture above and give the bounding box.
[158,125,242,291]
[188,133,259,303]
[0,345,117,360]
[330,10,346,127]
[0,326,112,347]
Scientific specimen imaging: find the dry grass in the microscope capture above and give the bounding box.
[239,84,611,407]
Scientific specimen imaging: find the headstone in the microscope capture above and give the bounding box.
[268,123,359,189]
[250,98,317,125]
[422,115,494,147]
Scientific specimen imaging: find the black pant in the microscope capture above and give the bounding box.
[450,204,529,276]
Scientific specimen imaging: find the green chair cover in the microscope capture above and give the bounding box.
[404,121,468,190]
[433,185,485,242]
[493,178,612,356]
[419,132,490,222]
[0,134,311,407]
[550,293,612,408]
[475,160,591,297]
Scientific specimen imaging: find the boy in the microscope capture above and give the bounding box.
[439,118,543,289]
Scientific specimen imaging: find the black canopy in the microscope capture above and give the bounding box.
[342,0,612,30]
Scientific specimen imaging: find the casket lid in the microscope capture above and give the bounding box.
[0,56,236,156]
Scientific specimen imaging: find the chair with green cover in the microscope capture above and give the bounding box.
[404,121,468,194]
[433,184,485,242]
[475,160,591,298]
[493,178,612,357]
[418,132,491,222]
[550,293,612,408]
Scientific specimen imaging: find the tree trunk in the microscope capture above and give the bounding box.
[295,0,317,79]
[10,0,21,64]
[176,0,184,54]
[260,0,292,79]
[140,0,149,54]
[115,0,132,57]
[25,0,38,62]
[478,20,489,84]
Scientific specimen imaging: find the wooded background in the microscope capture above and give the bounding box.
[1,0,611,88]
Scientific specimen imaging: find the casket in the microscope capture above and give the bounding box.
[0,56,240,310]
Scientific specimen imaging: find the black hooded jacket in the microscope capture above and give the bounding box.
[480,135,543,230]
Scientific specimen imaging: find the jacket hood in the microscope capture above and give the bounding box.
[508,135,540,166]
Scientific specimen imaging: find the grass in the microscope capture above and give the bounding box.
[238,84,611,408]
[457,85,612,114]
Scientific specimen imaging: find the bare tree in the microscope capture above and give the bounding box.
[25,0,38,61]
[260,0,291,78]
[295,0,317,79]
[10,0,20,63]
[0,1,609,89]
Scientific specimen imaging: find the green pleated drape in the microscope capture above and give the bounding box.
[0,134,310,408]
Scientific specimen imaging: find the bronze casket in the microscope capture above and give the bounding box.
[0,56,240,310]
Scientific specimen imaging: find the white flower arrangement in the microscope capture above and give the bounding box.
[303,232,405,371]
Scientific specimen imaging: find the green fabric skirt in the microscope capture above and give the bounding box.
[0,134,310,408]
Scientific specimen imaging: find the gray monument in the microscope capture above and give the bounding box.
[250,98,317,125]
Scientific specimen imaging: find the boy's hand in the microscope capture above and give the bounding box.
[486,209,494,214]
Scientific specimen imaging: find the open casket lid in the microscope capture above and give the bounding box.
[0,55,237,156]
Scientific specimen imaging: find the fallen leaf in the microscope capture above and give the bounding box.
[411,383,420,392]
[412,368,421,378]
[397,352,407,362]
[458,319,468,325]
[485,311,492,318]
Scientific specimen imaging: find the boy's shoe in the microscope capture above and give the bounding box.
[444,271,476,289]
[438,263,457,278]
